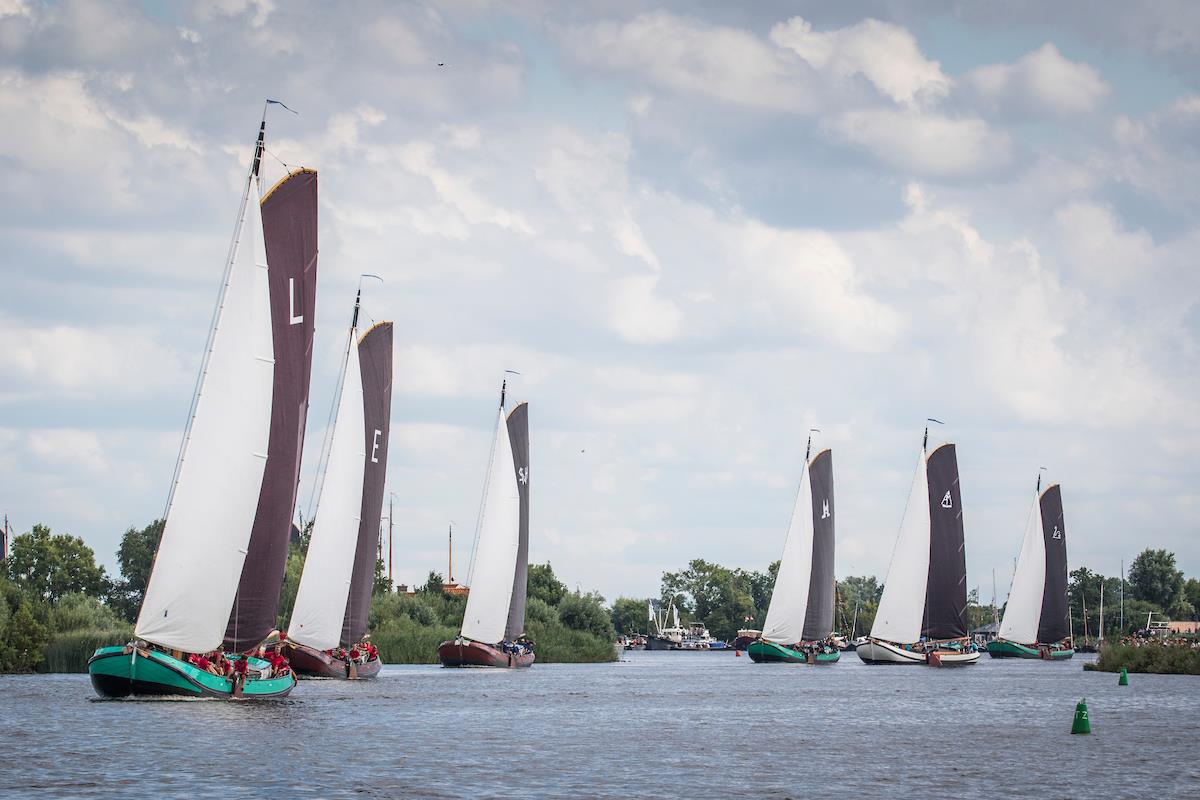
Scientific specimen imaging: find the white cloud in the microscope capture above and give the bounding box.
[961,43,1109,116]
[607,274,683,344]
[770,16,950,107]
[828,109,1012,176]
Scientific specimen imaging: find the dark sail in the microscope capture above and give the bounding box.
[801,449,835,641]
[1037,484,1069,643]
[224,168,318,651]
[923,443,967,640]
[341,322,393,646]
[503,402,530,641]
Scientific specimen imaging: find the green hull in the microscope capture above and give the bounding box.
[87,645,296,699]
[747,640,840,664]
[986,639,1074,660]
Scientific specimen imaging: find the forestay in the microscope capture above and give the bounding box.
[998,493,1045,645]
[461,407,522,644]
[288,334,366,650]
[761,459,815,645]
[136,184,274,654]
[870,449,931,644]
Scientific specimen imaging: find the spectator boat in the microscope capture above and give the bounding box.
[438,383,535,668]
[858,423,980,666]
[88,107,317,698]
[280,288,392,679]
[749,433,839,665]
[987,476,1074,660]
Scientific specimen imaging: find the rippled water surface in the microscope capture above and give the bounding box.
[1,650,1197,798]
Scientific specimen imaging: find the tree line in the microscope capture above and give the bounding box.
[604,549,1200,643]
[0,520,619,672]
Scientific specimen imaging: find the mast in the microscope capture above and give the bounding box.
[1120,560,1125,633]
[1099,582,1105,647]
[388,492,395,585]
[448,523,454,584]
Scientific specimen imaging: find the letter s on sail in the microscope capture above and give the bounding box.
[289,277,303,325]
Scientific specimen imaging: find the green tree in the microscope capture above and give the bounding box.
[527,562,567,606]
[420,571,445,595]
[5,525,109,603]
[558,591,615,640]
[3,602,49,672]
[374,557,392,596]
[108,519,163,621]
[1128,549,1184,610]
[1183,578,1200,621]
[660,559,755,642]
[609,597,651,635]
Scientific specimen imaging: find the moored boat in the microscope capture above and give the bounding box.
[858,422,980,667]
[752,433,839,665]
[88,106,314,699]
[438,382,535,668]
[282,291,392,680]
[988,476,1074,661]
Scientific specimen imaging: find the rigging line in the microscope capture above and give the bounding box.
[463,396,502,599]
[262,146,291,171]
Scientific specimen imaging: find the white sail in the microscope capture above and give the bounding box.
[870,449,931,644]
[761,460,814,644]
[136,186,274,653]
[998,494,1045,644]
[287,335,366,650]
[460,406,521,644]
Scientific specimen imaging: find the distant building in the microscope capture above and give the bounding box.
[442,582,469,597]
[972,621,1000,642]
[1167,620,1199,635]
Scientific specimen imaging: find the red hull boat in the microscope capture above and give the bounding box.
[281,641,383,679]
[437,639,535,669]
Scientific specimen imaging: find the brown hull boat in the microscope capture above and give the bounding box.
[280,641,383,680]
[437,639,535,668]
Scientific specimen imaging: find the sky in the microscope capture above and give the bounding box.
[1,0,1198,604]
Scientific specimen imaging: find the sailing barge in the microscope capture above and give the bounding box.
[858,424,980,666]
[749,434,839,665]
[438,384,535,668]
[988,478,1074,660]
[89,110,317,698]
[281,295,392,680]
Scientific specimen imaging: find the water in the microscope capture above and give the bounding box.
[1,650,1197,798]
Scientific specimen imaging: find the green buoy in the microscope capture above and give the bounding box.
[1118,667,1129,686]
[1071,698,1091,735]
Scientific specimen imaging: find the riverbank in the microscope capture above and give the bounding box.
[1083,642,1200,675]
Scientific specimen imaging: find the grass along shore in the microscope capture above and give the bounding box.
[1083,642,1200,675]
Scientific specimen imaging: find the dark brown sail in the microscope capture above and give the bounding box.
[801,449,835,641]
[504,402,530,641]
[341,322,393,646]
[923,443,967,640]
[1037,484,1069,643]
[224,169,318,651]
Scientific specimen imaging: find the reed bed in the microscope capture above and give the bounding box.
[41,627,133,673]
[1084,642,1200,675]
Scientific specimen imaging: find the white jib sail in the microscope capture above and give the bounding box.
[761,459,814,644]
[998,493,1046,645]
[287,335,366,650]
[460,406,521,644]
[870,449,932,644]
[136,187,274,653]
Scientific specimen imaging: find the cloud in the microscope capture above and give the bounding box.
[960,43,1110,116]
[563,11,820,112]
[828,109,1012,176]
[607,274,683,344]
[770,16,950,107]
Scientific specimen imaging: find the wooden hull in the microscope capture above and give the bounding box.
[87,645,295,699]
[855,638,928,664]
[987,639,1075,660]
[747,640,840,664]
[281,641,383,679]
[437,639,535,668]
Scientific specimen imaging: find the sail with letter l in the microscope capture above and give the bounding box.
[135,159,275,654]
[460,390,522,644]
[224,167,318,651]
